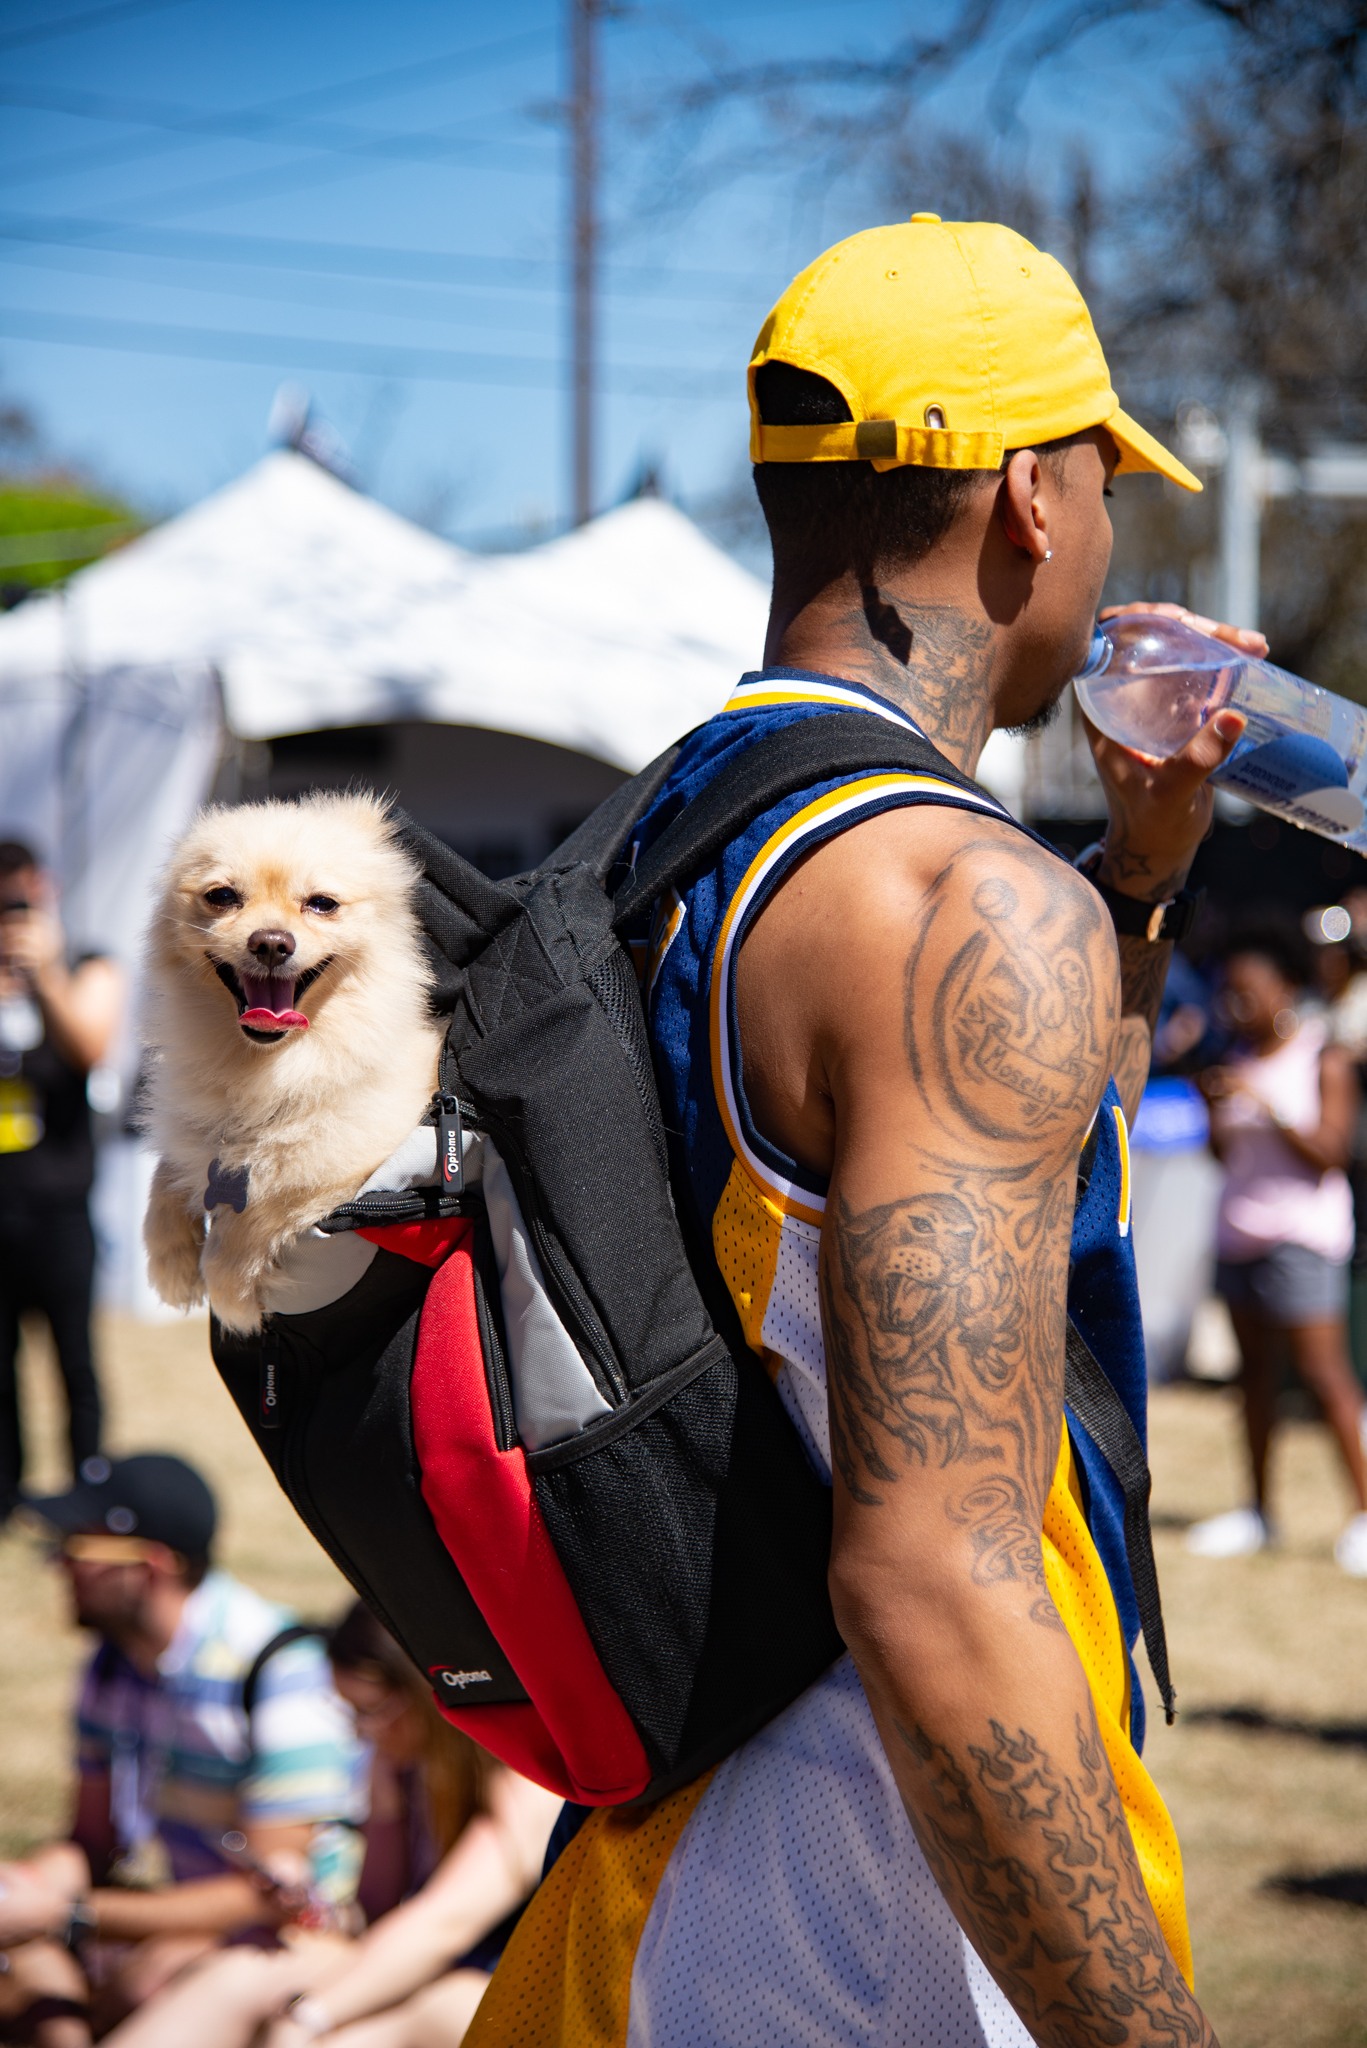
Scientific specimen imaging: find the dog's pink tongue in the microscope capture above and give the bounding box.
[239,975,308,1032]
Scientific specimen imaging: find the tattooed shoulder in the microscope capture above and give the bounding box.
[905,827,1119,1155]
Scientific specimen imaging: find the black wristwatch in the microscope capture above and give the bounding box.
[1074,843,1200,945]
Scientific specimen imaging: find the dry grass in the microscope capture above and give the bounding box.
[0,1318,1365,2044]
[1144,1381,1367,2048]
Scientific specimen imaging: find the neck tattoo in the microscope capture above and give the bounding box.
[825,589,996,770]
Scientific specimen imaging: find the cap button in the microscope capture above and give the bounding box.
[910,211,941,224]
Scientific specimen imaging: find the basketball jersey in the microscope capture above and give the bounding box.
[466,669,1192,2048]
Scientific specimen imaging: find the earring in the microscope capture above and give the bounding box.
[1043,549,1054,563]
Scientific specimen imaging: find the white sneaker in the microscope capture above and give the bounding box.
[1185,1507,1273,1558]
[1334,1511,1367,1576]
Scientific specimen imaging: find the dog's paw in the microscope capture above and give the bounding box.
[199,1235,266,1337]
[144,1185,207,1310]
[207,1293,266,1338]
[148,1253,207,1312]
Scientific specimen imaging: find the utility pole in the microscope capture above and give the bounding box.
[1219,384,1262,631]
[1175,389,1367,628]
[569,0,598,527]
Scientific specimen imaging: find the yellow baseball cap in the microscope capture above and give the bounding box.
[749,214,1199,491]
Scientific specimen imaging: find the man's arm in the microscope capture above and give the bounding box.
[85,1821,315,1940]
[272,1774,560,2040]
[813,817,1215,2048]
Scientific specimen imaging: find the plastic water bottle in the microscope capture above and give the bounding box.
[1074,614,1367,847]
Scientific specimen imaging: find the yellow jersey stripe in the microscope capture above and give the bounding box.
[466,1771,716,2048]
[709,772,1004,1223]
[722,679,924,729]
[645,890,685,999]
[1043,1423,1192,1986]
[1112,1102,1133,1238]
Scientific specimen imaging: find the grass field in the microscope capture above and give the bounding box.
[1,1313,1365,2046]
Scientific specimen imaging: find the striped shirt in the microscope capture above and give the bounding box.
[76,1571,362,1881]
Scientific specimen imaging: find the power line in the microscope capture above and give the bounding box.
[0,77,553,180]
[0,0,189,55]
[74,129,551,230]
[0,211,766,302]
[0,24,549,188]
[0,303,735,397]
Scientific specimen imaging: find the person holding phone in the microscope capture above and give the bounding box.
[0,838,124,1518]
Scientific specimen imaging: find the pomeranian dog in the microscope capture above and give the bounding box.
[142,792,444,1334]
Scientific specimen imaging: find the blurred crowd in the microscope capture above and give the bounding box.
[0,1453,560,2048]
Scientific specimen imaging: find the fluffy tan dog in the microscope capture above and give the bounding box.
[142,792,443,1334]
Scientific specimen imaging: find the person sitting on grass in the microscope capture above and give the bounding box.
[102,1601,560,2048]
[0,1453,361,2046]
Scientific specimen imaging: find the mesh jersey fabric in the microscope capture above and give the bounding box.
[466,669,1191,2047]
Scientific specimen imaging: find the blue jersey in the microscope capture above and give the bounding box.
[633,668,1151,1698]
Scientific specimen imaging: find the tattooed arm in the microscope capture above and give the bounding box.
[741,804,1217,2047]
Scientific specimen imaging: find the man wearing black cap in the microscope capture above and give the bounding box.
[0,1454,359,2038]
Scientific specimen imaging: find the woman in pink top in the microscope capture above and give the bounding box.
[1191,928,1367,1573]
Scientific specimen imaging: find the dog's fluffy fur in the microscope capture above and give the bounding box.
[142,792,443,1334]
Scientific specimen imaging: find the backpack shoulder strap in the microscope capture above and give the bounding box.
[241,1623,325,1723]
[1064,1321,1176,1725]
[611,711,1007,930]
[549,739,687,880]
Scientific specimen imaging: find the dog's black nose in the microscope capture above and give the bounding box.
[247,927,296,967]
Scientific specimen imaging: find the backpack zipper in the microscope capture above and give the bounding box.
[474,1104,626,1405]
[527,1214,625,1404]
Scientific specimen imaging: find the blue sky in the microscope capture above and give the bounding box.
[0,0,1230,541]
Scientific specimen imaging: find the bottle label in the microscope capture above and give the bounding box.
[1211,726,1364,836]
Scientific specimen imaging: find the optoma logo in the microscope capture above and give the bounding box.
[430,1666,493,1691]
[445,1128,462,1181]
[261,1361,278,1409]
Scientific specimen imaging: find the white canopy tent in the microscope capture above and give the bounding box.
[0,448,1026,797]
[0,452,773,771]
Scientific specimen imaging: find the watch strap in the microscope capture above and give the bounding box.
[1075,845,1199,944]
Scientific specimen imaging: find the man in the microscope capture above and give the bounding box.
[0,839,123,1518]
[0,1454,360,2042]
[470,218,1262,2045]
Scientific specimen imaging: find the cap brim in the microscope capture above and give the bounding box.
[1106,406,1202,493]
[21,1484,105,1534]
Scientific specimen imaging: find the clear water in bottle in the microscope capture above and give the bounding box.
[1074,614,1367,847]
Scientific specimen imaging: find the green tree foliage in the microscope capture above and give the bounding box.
[0,392,143,600]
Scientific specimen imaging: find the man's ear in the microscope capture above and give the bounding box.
[996,449,1050,562]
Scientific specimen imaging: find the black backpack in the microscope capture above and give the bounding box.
[212,713,1173,1810]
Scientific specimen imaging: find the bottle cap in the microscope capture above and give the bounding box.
[1075,626,1112,680]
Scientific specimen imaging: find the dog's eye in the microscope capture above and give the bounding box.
[304,894,340,915]
[203,886,241,909]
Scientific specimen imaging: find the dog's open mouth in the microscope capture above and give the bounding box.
[212,959,332,1043]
